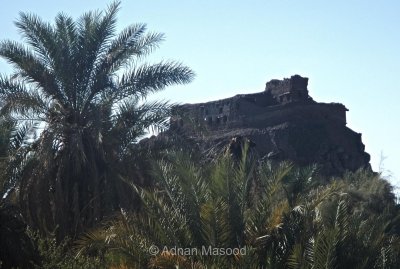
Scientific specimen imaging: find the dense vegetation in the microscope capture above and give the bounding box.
[0,0,193,240]
[72,147,400,269]
[1,2,399,269]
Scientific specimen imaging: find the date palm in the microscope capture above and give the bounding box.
[0,116,43,268]
[75,144,303,268]
[76,146,400,268]
[0,1,194,238]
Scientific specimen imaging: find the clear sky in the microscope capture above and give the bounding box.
[0,1,399,191]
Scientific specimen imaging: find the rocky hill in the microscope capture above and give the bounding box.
[167,75,371,176]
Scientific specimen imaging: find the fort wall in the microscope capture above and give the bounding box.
[171,75,347,131]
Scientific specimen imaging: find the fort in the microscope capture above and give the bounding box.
[171,75,347,131]
[168,75,371,176]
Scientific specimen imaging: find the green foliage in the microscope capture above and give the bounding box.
[0,2,399,269]
[75,144,400,269]
[28,231,105,269]
[0,204,41,269]
[0,0,194,239]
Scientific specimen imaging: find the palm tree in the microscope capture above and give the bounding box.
[76,145,400,269]
[0,116,12,193]
[75,143,308,268]
[0,1,194,238]
[0,116,42,268]
[287,196,400,269]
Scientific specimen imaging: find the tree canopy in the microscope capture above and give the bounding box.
[0,0,194,238]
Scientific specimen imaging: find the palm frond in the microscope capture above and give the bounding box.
[14,12,56,67]
[102,24,164,72]
[0,75,48,118]
[118,61,195,99]
[0,41,63,103]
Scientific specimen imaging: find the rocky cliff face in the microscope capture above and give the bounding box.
[144,75,369,176]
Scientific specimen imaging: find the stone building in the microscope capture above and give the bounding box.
[170,75,371,176]
[172,75,347,130]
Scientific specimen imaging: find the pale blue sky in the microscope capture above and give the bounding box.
[0,1,399,190]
